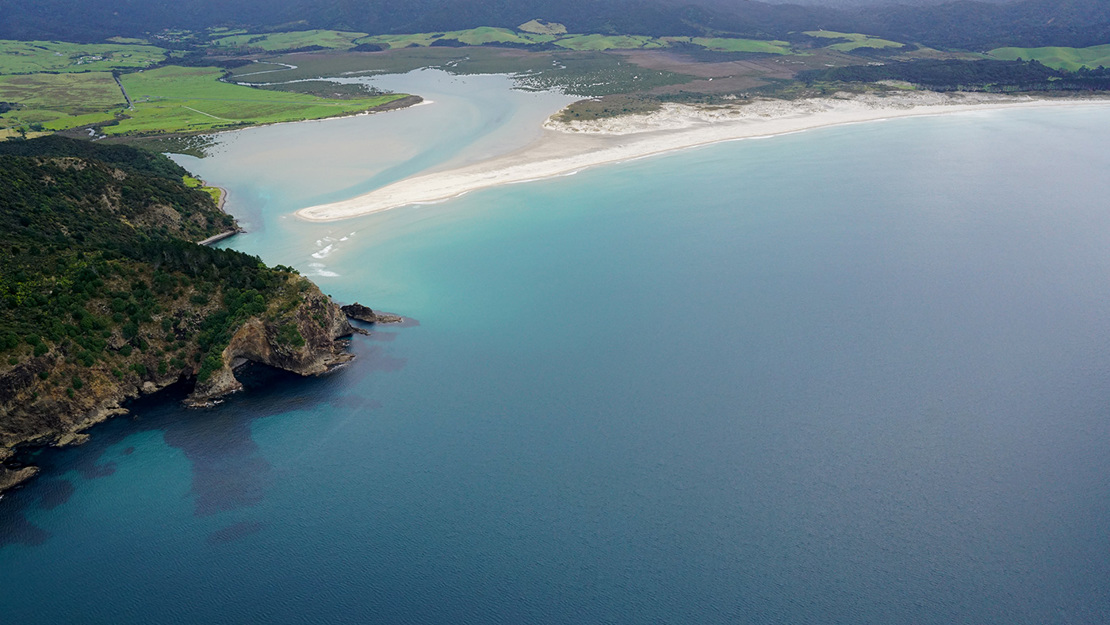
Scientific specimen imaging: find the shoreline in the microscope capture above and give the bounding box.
[295,92,1110,222]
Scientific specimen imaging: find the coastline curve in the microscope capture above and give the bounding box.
[295,92,1110,222]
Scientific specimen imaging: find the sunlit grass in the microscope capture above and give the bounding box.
[804,30,903,52]
[210,30,368,52]
[988,44,1110,71]
[0,39,165,74]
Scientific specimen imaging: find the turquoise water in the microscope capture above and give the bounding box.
[2,74,1110,623]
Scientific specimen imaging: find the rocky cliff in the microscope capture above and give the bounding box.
[189,281,354,403]
[0,137,364,496]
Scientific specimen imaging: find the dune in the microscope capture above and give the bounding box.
[295,91,1108,222]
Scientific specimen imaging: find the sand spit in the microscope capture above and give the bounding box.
[296,92,1108,222]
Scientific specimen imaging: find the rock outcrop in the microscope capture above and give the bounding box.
[188,283,354,404]
[0,281,358,495]
[341,302,404,324]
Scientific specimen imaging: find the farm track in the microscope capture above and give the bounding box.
[113,73,134,110]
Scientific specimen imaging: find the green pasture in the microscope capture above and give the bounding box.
[352,27,792,53]
[553,34,665,51]
[518,20,567,36]
[361,28,653,50]
[988,44,1110,71]
[449,27,545,45]
[0,40,165,74]
[211,29,368,51]
[111,65,405,135]
[358,27,542,49]
[0,64,409,136]
[804,30,904,52]
[0,72,123,113]
[0,72,124,132]
[106,37,150,45]
[664,37,792,54]
[183,174,223,205]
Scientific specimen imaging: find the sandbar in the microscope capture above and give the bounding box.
[296,91,1109,222]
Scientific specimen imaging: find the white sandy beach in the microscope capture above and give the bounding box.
[295,92,1108,221]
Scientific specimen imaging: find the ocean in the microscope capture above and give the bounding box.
[2,71,1109,624]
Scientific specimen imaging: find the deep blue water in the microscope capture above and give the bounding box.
[2,96,1110,624]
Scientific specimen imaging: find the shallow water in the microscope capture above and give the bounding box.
[2,72,1109,623]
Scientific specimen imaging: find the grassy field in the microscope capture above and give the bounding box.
[357,27,542,49]
[111,66,406,135]
[0,40,165,74]
[0,72,123,113]
[553,34,665,51]
[351,27,793,54]
[0,72,124,132]
[183,174,224,205]
[665,37,792,54]
[0,64,410,136]
[804,31,904,52]
[106,37,150,45]
[211,30,368,52]
[518,20,567,36]
[988,44,1110,71]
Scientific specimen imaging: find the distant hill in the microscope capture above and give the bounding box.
[0,0,1107,50]
[853,0,1110,50]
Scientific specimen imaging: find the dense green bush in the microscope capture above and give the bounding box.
[800,59,1110,93]
[0,137,300,380]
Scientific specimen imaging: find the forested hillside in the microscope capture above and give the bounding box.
[801,59,1110,92]
[0,137,355,493]
[0,0,1106,51]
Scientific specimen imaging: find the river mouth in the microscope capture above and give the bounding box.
[4,90,1110,623]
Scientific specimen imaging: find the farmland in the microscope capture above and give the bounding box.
[210,29,369,52]
[352,26,796,55]
[0,40,165,74]
[988,44,1110,71]
[0,23,1006,139]
[0,72,123,133]
[670,37,792,55]
[0,64,408,137]
[111,66,407,135]
[356,27,541,49]
[551,34,665,51]
[804,31,905,52]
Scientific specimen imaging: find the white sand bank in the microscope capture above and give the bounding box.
[296,92,1108,222]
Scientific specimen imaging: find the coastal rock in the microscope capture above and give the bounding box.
[0,280,363,494]
[0,466,38,493]
[0,138,382,498]
[341,302,403,324]
[187,281,355,405]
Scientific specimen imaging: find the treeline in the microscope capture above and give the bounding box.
[849,0,1110,51]
[800,60,1110,93]
[0,135,190,181]
[1,0,1108,52]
